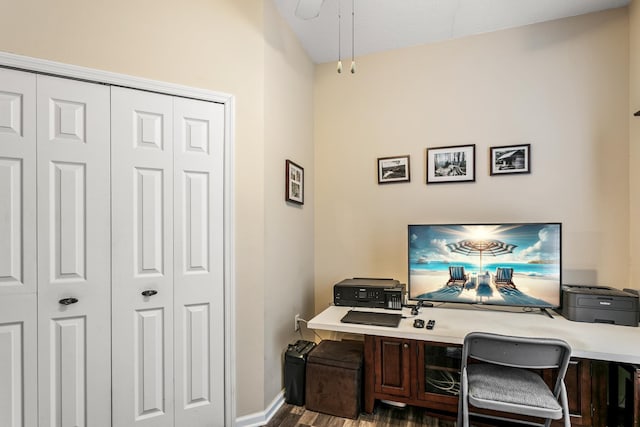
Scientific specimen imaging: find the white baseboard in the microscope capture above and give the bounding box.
[235,390,285,427]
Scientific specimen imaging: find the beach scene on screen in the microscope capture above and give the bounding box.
[408,224,561,307]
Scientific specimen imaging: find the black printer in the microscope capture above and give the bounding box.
[562,285,639,327]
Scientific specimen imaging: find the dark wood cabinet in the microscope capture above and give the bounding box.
[364,335,608,426]
[364,336,460,413]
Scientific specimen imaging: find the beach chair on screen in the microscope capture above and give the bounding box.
[493,267,515,289]
[447,266,468,286]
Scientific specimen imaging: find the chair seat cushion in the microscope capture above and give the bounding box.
[467,363,562,418]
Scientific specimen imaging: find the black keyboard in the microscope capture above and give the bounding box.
[340,310,402,327]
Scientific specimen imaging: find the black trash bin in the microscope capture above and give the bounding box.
[284,340,316,405]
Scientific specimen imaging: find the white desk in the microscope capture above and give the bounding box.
[309,305,640,424]
[308,304,640,364]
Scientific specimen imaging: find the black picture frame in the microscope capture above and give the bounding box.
[490,144,531,175]
[377,155,411,184]
[285,159,304,205]
[426,144,476,184]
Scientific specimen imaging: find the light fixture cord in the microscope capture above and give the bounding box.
[337,0,342,73]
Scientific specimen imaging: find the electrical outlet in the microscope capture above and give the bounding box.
[294,314,301,332]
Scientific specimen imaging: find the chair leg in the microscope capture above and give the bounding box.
[560,383,571,427]
[458,369,469,427]
[456,387,463,426]
[545,383,570,427]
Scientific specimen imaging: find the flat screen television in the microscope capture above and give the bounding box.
[408,223,561,308]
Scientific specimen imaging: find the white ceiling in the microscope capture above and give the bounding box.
[273,0,630,64]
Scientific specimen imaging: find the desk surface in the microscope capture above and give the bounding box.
[308,305,640,364]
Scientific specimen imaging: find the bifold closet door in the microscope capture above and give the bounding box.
[173,97,225,426]
[36,75,112,426]
[111,86,226,426]
[0,67,38,427]
[111,87,175,427]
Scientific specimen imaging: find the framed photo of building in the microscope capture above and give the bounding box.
[426,144,475,184]
[490,144,531,175]
[378,155,410,184]
[285,159,304,205]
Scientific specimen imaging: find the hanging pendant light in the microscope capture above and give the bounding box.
[337,0,342,73]
[350,0,356,74]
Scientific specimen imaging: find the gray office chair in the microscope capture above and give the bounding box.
[457,332,572,427]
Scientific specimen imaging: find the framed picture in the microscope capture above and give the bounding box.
[377,155,410,184]
[426,144,475,184]
[285,159,304,205]
[490,144,531,175]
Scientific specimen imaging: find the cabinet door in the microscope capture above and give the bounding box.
[111,87,174,427]
[0,68,37,427]
[36,75,111,427]
[173,98,225,426]
[416,342,460,412]
[374,337,412,397]
[547,358,607,427]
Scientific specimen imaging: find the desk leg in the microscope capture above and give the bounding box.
[363,335,376,413]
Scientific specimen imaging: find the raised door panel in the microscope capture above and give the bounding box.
[374,337,412,398]
[0,295,37,427]
[173,97,225,426]
[0,68,36,296]
[111,86,174,427]
[36,74,111,427]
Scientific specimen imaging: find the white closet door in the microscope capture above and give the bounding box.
[173,97,225,426]
[0,68,37,296]
[36,75,111,427]
[0,296,37,427]
[0,67,38,427]
[111,86,174,427]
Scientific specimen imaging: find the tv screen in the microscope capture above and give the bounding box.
[408,223,561,308]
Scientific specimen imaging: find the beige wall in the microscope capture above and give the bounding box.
[314,8,630,311]
[0,0,315,418]
[630,1,640,285]
[1,0,635,419]
[263,0,315,408]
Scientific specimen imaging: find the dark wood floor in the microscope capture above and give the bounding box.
[266,402,458,427]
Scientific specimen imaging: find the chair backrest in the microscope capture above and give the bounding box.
[450,266,466,280]
[462,332,571,396]
[495,267,513,281]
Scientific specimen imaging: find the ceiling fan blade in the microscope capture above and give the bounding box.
[295,0,325,20]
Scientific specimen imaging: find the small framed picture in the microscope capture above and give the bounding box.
[490,144,531,175]
[285,159,304,205]
[426,144,475,184]
[378,155,410,184]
